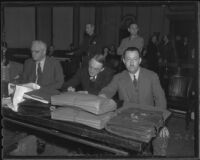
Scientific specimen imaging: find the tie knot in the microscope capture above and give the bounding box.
[90,76,96,81]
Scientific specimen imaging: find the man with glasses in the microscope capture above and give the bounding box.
[21,40,64,90]
[62,54,114,95]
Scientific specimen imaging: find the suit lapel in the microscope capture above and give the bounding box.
[40,57,49,84]
[121,71,134,100]
[138,68,146,100]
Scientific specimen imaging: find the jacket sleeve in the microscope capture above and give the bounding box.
[99,74,119,98]
[44,60,64,90]
[21,59,31,83]
[152,73,167,109]
[117,39,126,56]
[62,68,82,90]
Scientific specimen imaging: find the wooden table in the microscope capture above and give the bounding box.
[2,102,151,156]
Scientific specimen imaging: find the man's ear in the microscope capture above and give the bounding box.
[139,57,142,64]
[100,67,104,72]
[122,58,125,65]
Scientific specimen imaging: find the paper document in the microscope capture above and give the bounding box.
[8,83,40,112]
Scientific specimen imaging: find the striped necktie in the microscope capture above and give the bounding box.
[133,75,137,87]
[37,62,42,84]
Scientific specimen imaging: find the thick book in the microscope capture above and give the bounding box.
[24,89,60,104]
[51,92,117,115]
[51,106,114,130]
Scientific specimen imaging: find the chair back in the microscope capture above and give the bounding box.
[167,75,193,98]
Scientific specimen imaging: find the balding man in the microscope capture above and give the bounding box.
[21,40,64,90]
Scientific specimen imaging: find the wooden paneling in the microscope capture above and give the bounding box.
[36,7,52,46]
[101,6,121,47]
[137,6,152,46]
[4,7,35,48]
[53,7,73,50]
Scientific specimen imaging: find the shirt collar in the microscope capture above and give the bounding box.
[36,57,46,70]
[129,67,140,80]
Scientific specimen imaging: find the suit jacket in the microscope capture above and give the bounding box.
[21,56,64,90]
[100,67,167,109]
[63,67,114,95]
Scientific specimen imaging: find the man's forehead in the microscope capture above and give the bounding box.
[31,44,44,50]
[125,51,140,58]
[89,59,102,67]
[129,24,138,29]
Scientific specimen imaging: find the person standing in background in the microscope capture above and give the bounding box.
[74,23,102,67]
[117,23,144,55]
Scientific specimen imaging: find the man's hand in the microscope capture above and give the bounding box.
[77,91,88,94]
[159,126,170,138]
[67,86,75,92]
[98,94,107,98]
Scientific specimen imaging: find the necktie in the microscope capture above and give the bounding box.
[37,62,42,84]
[90,76,96,82]
[133,75,137,87]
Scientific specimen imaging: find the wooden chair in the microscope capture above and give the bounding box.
[166,74,195,129]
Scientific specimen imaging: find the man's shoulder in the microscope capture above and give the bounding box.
[102,67,115,74]
[113,70,128,78]
[121,37,129,42]
[140,67,158,77]
[46,56,60,64]
[24,58,34,65]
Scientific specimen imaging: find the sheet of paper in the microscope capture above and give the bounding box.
[10,83,40,112]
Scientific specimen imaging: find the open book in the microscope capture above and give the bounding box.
[7,83,41,112]
[23,92,49,104]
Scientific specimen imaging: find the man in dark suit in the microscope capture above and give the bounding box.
[99,47,169,156]
[21,40,64,90]
[62,54,114,95]
[20,40,64,154]
[75,24,102,67]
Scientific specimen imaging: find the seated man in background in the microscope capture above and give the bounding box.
[99,47,169,156]
[62,54,114,95]
[21,40,64,90]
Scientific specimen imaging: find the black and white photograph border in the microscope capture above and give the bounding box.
[1,1,200,160]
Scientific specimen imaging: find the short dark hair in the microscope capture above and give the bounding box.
[128,22,138,28]
[122,47,141,59]
[91,54,105,66]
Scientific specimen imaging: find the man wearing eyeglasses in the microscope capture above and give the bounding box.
[62,54,114,95]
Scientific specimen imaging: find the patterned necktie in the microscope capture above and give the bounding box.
[90,76,96,82]
[133,75,137,87]
[37,62,42,84]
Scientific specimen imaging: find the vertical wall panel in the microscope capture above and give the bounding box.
[150,6,165,39]
[121,6,137,18]
[101,6,121,47]
[37,7,52,46]
[137,6,152,46]
[5,7,35,48]
[53,7,73,50]
[79,7,95,43]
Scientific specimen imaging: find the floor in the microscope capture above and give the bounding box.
[2,114,195,158]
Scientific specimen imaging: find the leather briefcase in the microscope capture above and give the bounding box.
[105,102,170,143]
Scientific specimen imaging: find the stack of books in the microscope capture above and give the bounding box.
[50,92,117,129]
